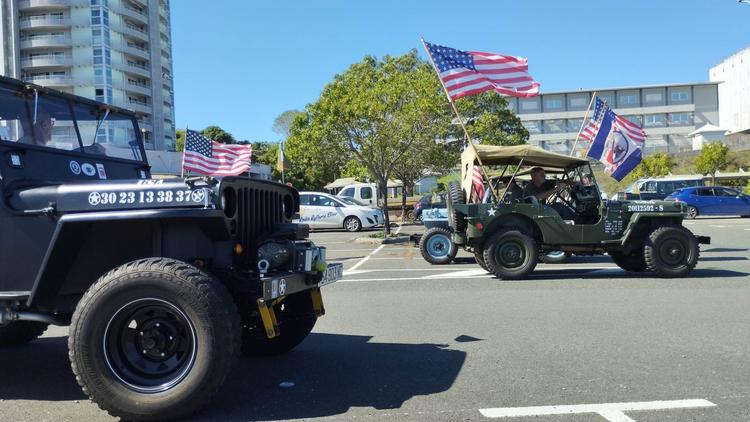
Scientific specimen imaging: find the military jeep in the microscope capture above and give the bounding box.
[447,144,709,280]
[0,76,343,420]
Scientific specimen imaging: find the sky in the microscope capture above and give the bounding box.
[172,0,749,143]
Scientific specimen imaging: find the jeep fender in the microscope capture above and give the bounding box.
[619,213,684,247]
[27,209,231,311]
[476,213,543,248]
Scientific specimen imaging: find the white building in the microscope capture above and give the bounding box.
[0,0,176,151]
[710,46,750,135]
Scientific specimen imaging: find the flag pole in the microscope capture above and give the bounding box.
[180,126,187,178]
[569,91,597,157]
[420,38,499,201]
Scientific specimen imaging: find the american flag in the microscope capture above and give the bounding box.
[424,41,540,101]
[183,129,253,176]
[580,98,646,145]
[470,165,485,203]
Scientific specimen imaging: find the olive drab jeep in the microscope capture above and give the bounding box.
[0,76,343,420]
[446,144,710,280]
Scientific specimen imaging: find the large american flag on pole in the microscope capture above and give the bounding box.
[424,40,540,101]
[183,129,253,176]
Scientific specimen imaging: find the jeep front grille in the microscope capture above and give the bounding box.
[236,186,284,247]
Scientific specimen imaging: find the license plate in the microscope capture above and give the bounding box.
[319,263,343,287]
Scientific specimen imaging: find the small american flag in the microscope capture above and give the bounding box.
[424,41,540,101]
[470,165,485,203]
[183,129,253,176]
[580,98,646,145]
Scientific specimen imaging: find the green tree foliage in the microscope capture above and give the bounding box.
[436,173,460,192]
[175,129,185,152]
[454,91,529,146]
[272,110,303,138]
[287,50,453,232]
[694,142,729,185]
[627,152,677,181]
[340,160,370,180]
[201,126,235,144]
[285,112,351,190]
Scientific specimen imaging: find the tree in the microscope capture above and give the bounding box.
[202,126,235,144]
[288,51,453,233]
[175,129,185,152]
[694,142,729,185]
[272,110,302,138]
[286,112,351,190]
[627,152,676,181]
[454,92,529,145]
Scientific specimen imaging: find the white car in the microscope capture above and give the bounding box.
[295,191,384,231]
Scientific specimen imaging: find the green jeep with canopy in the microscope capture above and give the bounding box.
[446,144,710,280]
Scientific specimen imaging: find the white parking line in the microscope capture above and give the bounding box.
[344,224,405,274]
[479,399,716,421]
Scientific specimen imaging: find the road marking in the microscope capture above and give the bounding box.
[479,399,716,421]
[346,244,385,274]
[711,225,727,228]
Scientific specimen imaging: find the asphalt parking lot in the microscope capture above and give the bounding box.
[2,218,750,421]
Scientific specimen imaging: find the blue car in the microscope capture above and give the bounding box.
[665,186,750,219]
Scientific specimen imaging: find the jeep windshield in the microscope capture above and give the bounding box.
[0,80,146,163]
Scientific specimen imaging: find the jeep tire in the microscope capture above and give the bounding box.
[474,247,489,272]
[610,249,648,272]
[0,321,48,347]
[419,227,457,265]
[447,182,466,232]
[483,229,538,280]
[69,258,240,421]
[644,226,699,278]
[242,292,317,356]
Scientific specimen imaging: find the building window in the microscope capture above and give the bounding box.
[544,97,563,110]
[624,115,643,127]
[522,121,542,134]
[567,119,584,132]
[520,98,538,112]
[543,119,566,133]
[670,90,689,102]
[644,114,666,127]
[618,93,638,107]
[668,112,692,126]
[568,96,589,110]
[643,92,663,104]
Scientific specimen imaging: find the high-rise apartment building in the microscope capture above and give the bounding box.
[710,46,750,135]
[0,0,176,151]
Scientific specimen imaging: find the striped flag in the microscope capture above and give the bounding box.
[183,129,253,176]
[424,40,540,100]
[585,100,646,181]
[470,165,485,203]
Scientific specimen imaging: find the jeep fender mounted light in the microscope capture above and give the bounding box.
[476,222,484,231]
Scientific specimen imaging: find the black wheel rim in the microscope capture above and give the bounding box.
[496,240,526,269]
[104,298,197,393]
[658,237,687,266]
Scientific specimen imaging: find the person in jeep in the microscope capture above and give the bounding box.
[522,166,575,220]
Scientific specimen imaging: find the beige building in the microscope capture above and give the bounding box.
[0,0,176,151]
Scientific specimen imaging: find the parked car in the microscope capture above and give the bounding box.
[296,192,384,231]
[615,176,704,201]
[665,186,750,218]
[412,193,446,222]
[336,183,377,206]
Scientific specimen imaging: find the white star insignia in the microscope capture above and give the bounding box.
[487,208,496,216]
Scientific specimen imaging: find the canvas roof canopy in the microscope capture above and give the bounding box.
[460,144,588,198]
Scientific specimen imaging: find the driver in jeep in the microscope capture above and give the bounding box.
[522,167,576,220]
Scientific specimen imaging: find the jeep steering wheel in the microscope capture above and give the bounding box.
[548,183,576,209]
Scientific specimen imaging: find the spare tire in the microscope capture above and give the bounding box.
[447,181,466,232]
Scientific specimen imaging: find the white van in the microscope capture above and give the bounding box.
[336,183,377,206]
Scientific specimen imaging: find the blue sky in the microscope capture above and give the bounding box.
[172,0,749,142]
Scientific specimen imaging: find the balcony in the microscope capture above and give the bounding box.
[126,98,152,114]
[21,55,72,68]
[120,80,152,96]
[18,16,70,29]
[23,74,73,87]
[112,3,148,23]
[117,61,151,78]
[18,0,69,10]
[114,21,149,41]
[19,35,71,49]
[120,42,150,60]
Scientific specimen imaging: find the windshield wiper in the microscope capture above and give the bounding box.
[91,108,110,146]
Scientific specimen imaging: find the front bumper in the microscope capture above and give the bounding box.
[260,262,343,301]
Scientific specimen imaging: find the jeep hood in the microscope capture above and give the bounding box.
[7,178,214,214]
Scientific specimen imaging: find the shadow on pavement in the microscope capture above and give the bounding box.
[194,332,466,421]
[526,267,749,281]
[0,335,85,401]
[699,256,748,262]
[703,247,749,253]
